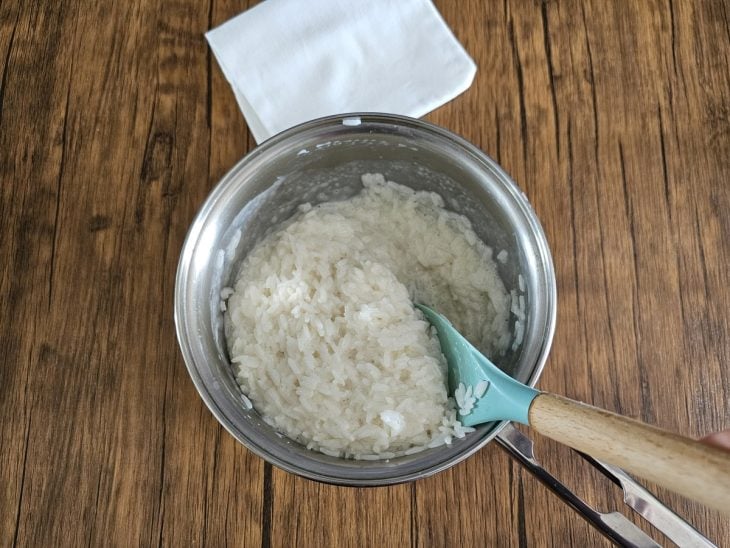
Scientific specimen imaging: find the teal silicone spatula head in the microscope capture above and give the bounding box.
[416,303,539,427]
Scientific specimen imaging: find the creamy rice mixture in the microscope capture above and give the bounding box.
[224,173,510,459]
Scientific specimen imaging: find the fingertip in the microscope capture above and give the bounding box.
[700,430,730,452]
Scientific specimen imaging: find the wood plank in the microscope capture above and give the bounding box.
[195,1,265,546]
[268,470,411,547]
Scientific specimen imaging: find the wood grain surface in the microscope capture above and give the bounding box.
[1,0,728,546]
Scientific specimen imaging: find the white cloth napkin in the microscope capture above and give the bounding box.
[206,0,477,143]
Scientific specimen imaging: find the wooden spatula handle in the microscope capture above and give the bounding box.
[529,393,730,514]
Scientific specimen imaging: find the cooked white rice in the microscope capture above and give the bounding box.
[224,173,511,459]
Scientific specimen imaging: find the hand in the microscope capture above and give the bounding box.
[701,429,730,452]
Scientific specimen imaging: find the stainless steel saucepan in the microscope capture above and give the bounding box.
[175,114,714,547]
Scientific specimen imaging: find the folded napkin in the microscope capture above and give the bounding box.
[206,0,477,143]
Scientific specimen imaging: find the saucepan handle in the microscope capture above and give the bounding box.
[495,424,716,548]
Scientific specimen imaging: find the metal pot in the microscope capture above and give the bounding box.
[174,113,556,485]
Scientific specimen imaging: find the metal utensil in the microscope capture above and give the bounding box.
[497,425,716,547]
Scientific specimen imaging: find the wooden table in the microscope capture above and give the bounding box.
[1,0,728,545]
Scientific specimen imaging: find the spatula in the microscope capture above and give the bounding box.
[416,303,730,515]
